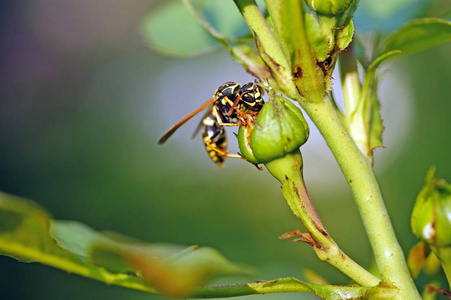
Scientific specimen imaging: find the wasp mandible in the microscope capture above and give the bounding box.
[158,81,265,167]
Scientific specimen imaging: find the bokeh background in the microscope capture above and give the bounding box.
[0,0,450,299]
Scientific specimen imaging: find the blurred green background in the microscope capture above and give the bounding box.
[0,0,450,299]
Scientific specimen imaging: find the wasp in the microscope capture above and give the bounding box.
[158,81,264,167]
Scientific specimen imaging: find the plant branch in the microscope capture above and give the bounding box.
[233,0,297,97]
[300,95,421,300]
[266,151,379,287]
[189,277,393,298]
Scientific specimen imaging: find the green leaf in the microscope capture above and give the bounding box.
[367,81,384,154]
[407,241,428,279]
[141,0,250,57]
[51,220,111,260]
[0,192,397,298]
[142,1,215,57]
[348,50,400,160]
[336,18,354,51]
[89,241,255,297]
[380,18,451,56]
[181,0,276,81]
[0,192,254,297]
[306,13,332,62]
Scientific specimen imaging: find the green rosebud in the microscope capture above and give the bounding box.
[238,91,326,237]
[306,0,356,16]
[238,92,309,164]
[411,167,451,247]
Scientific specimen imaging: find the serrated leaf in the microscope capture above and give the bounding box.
[348,50,401,160]
[0,192,254,297]
[368,81,384,153]
[336,18,354,51]
[380,18,451,56]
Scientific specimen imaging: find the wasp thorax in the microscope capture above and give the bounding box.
[215,82,241,99]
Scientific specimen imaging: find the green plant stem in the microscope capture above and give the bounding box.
[189,277,392,298]
[233,0,295,96]
[300,96,421,300]
[233,0,419,296]
[265,151,379,287]
[289,178,380,287]
[190,278,312,298]
[233,0,284,64]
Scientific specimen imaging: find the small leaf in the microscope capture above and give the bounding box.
[336,18,354,51]
[380,18,451,56]
[348,50,400,160]
[368,82,385,153]
[423,251,442,276]
[306,13,333,62]
[407,241,428,279]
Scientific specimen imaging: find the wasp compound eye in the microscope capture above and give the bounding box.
[239,83,264,109]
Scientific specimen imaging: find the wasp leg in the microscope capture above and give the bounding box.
[206,143,243,159]
[212,105,243,127]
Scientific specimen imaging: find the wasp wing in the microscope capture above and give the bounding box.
[158,97,216,145]
[191,106,214,139]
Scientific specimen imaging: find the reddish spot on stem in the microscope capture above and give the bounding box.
[293,67,303,78]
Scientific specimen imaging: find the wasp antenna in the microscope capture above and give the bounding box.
[228,92,248,117]
[158,97,216,145]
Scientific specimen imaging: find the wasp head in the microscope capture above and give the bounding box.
[239,82,265,111]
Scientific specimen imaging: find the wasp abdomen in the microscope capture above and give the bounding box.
[202,114,227,168]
